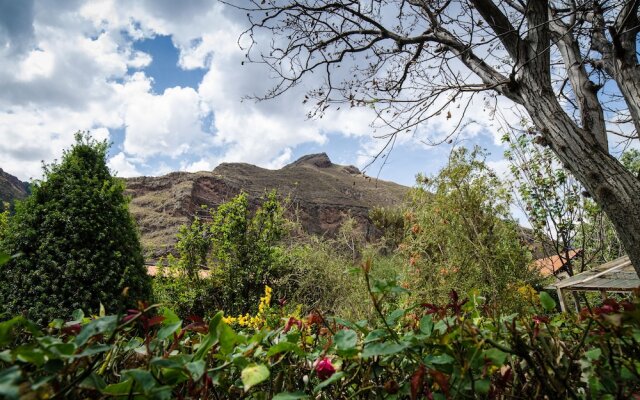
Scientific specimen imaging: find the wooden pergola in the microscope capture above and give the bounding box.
[550,256,639,312]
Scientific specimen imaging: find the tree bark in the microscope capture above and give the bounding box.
[520,82,640,275]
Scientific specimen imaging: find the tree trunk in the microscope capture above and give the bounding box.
[521,84,640,276]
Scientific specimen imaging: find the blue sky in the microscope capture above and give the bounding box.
[0,1,513,199]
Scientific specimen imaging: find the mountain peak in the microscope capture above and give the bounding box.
[288,153,333,169]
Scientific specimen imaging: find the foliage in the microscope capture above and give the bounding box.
[0,203,9,246]
[503,128,582,255]
[151,255,214,319]
[621,149,640,178]
[0,132,152,324]
[369,206,405,253]
[400,147,539,311]
[175,216,211,280]
[278,235,403,321]
[504,129,627,269]
[155,191,290,317]
[208,191,289,316]
[1,264,639,399]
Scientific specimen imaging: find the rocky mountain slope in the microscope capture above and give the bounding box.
[125,153,408,258]
[0,168,29,208]
[0,156,547,259]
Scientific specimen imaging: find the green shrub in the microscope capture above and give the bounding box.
[1,273,638,399]
[278,235,404,321]
[151,255,214,318]
[401,147,541,312]
[0,132,152,324]
[164,191,290,316]
[369,206,405,252]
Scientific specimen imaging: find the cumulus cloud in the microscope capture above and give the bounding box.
[0,0,511,183]
[108,151,141,178]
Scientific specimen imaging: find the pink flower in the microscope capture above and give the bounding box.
[315,357,336,380]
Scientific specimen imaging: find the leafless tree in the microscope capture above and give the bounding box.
[232,0,640,274]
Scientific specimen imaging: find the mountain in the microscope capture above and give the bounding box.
[125,153,409,258]
[0,168,29,208]
[0,157,548,260]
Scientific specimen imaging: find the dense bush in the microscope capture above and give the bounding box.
[1,271,638,399]
[399,147,541,311]
[152,254,214,319]
[278,235,403,321]
[209,191,288,315]
[153,191,291,317]
[0,133,152,324]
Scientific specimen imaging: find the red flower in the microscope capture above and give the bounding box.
[315,357,336,380]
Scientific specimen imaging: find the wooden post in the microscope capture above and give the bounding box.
[557,287,567,312]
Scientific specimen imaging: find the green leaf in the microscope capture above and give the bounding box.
[429,353,455,366]
[0,251,10,265]
[124,369,157,394]
[273,392,309,400]
[585,348,602,361]
[241,364,270,391]
[48,342,77,357]
[484,348,508,366]
[385,309,405,326]
[75,344,111,358]
[102,379,133,395]
[313,371,345,392]
[193,311,222,361]
[72,309,85,322]
[362,341,407,358]
[267,341,303,357]
[0,366,21,400]
[0,317,25,346]
[79,372,106,391]
[475,379,491,394]
[334,329,357,349]
[15,347,46,366]
[185,360,206,381]
[75,315,118,347]
[0,350,11,363]
[157,321,182,340]
[161,308,181,325]
[363,329,388,343]
[419,315,434,336]
[218,323,238,355]
[539,292,556,312]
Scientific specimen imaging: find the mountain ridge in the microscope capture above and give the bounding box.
[125,153,408,258]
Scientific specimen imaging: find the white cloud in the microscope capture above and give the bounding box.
[108,151,141,177]
[0,0,522,185]
[121,76,212,159]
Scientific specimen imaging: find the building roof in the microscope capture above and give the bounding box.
[549,255,638,312]
[552,255,638,293]
[533,249,582,277]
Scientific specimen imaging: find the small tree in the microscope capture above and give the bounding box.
[401,147,539,310]
[504,128,629,269]
[210,191,287,315]
[0,133,152,323]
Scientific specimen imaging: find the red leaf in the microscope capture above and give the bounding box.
[147,315,165,327]
[410,364,426,400]
[429,369,449,396]
[184,322,208,334]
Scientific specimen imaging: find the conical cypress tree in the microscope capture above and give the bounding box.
[0,132,152,323]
